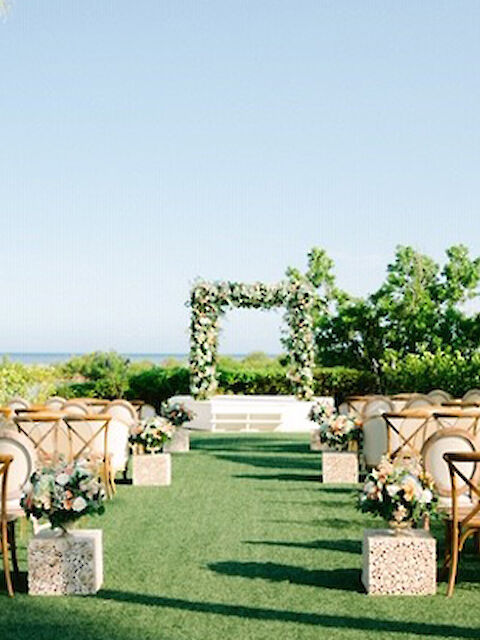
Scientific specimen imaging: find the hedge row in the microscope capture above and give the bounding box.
[125,365,377,410]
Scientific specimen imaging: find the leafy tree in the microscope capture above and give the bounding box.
[289,245,480,383]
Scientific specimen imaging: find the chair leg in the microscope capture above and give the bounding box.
[447,525,459,597]
[8,522,19,578]
[1,517,14,597]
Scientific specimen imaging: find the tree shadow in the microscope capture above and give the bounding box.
[216,453,319,471]
[244,538,362,554]
[193,436,307,454]
[97,590,480,637]
[234,473,320,482]
[207,560,362,592]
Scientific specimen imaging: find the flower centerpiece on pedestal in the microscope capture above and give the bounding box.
[358,456,438,532]
[129,417,174,486]
[21,458,105,534]
[160,400,194,427]
[309,401,362,451]
[22,459,106,596]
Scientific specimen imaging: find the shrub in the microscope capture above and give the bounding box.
[381,349,480,397]
[126,363,376,407]
[58,351,130,399]
[0,359,57,404]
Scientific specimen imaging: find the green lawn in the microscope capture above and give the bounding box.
[3,432,480,640]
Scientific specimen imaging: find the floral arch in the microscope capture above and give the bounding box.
[188,280,315,400]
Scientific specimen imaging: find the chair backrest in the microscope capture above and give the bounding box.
[404,394,436,410]
[422,428,479,498]
[62,400,89,416]
[44,396,66,411]
[362,396,394,419]
[363,415,388,467]
[14,414,66,464]
[107,417,130,473]
[428,389,452,404]
[0,429,36,500]
[62,415,111,462]
[444,451,480,521]
[139,404,156,420]
[105,400,137,427]
[7,397,29,412]
[463,389,480,403]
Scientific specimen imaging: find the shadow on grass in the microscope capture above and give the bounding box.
[244,538,362,554]
[216,453,319,471]
[0,570,28,594]
[234,472,320,482]
[192,436,308,454]
[98,590,480,638]
[265,517,365,529]
[207,560,362,591]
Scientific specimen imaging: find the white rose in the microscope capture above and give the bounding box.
[386,484,400,497]
[419,489,433,504]
[72,496,88,512]
[56,473,70,487]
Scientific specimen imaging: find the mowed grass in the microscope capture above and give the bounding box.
[3,432,480,640]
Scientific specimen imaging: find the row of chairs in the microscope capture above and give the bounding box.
[0,396,157,596]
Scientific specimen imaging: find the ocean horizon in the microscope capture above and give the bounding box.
[0,353,277,366]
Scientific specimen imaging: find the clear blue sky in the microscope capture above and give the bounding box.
[1,1,480,354]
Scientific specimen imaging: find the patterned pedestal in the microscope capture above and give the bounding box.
[132,453,172,486]
[28,529,103,596]
[322,451,358,483]
[362,529,436,595]
[164,428,190,453]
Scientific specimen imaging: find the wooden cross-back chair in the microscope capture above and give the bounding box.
[0,454,14,597]
[14,413,113,497]
[444,451,480,596]
[433,409,480,435]
[383,408,437,460]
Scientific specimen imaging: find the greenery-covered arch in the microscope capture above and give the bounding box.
[188,280,315,400]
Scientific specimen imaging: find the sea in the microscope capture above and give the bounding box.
[0,353,257,366]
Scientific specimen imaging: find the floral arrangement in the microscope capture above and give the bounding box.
[160,400,194,427]
[358,456,438,527]
[309,401,362,450]
[189,278,315,400]
[20,459,105,532]
[129,417,174,454]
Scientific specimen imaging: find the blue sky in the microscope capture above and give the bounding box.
[1,1,480,354]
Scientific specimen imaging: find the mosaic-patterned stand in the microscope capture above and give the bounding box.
[362,529,436,595]
[322,451,358,484]
[132,453,172,486]
[28,529,103,596]
[164,428,190,453]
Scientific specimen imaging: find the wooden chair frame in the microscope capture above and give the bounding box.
[444,451,480,596]
[0,454,14,597]
[383,409,435,460]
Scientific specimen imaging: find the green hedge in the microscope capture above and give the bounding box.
[126,364,376,409]
[381,350,480,397]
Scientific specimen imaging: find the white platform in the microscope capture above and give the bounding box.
[170,395,333,433]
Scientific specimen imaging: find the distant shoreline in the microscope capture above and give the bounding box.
[0,353,279,366]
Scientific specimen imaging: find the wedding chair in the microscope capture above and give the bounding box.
[13,412,66,464]
[443,450,480,596]
[0,430,36,596]
[362,415,388,468]
[44,396,66,411]
[384,408,437,460]
[339,396,372,417]
[362,396,394,420]
[61,414,113,497]
[7,398,29,413]
[104,400,137,428]
[404,394,436,410]
[0,454,14,596]
[463,389,480,404]
[428,389,452,404]
[62,400,89,416]
[139,404,156,420]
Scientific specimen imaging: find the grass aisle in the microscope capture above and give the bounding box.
[3,433,480,639]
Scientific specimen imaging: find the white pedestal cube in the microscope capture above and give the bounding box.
[132,453,172,486]
[322,451,358,484]
[362,529,436,595]
[28,528,103,596]
[164,428,190,453]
